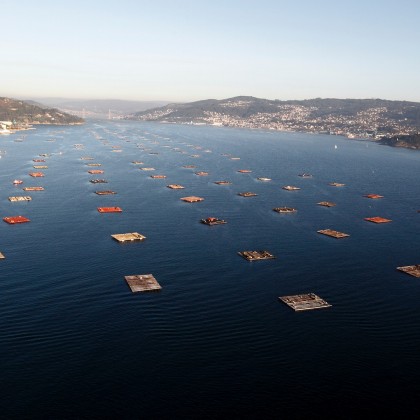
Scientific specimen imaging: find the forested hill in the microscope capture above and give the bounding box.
[0,97,84,125]
[127,96,420,138]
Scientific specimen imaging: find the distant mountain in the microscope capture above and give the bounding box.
[30,98,170,119]
[127,96,420,142]
[0,97,84,126]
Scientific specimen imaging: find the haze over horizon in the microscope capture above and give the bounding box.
[3,0,420,103]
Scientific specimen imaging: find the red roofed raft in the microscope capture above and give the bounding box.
[3,216,30,224]
[97,207,122,213]
[364,217,392,224]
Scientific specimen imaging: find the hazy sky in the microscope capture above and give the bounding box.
[3,0,420,102]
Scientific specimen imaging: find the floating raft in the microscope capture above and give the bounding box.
[88,170,104,174]
[29,172,44,177]
[230,157,241,160]
[8,196,32,202]
[201,217,227,226]
[195,171,209,176]
[364,194,384,199]
[95,190,116,195]
[317,229,350,239]
[124,274,162,293]
[132,161,144,164]
[282,185,300,191]
[364,216,392,224]
[150,175,167,179]
[80,156,94,160]
[183,165,196,168]
[237,169,252,173]
[23,187,44,191]
[33,159,45,162]
[97,207,122,213]
[33,165,48,169]
[167,184,185,189]
[180,196,204,203]
[397,265,420,278]
[13,180,23,185]
[257,177,271,181]
[90,179,108,184]
[279,293,332,312]
[87,163,102,167]
[318,201,336,207]
[329,182,345,187]
[238,250,276,261]
[298,173,312,178]
[140,167,155,171]
[238,192,257,197]
[111,232,146,243]
[273,207,297,213]
[3,216,30,224]
[214,181,232,185]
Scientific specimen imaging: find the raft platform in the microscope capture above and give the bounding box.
[23,187,44,191]
[214,181,232,185]
[317,229,350,239]
[167,184,185,189]
[33,165,48,169]
[364,217,392,224]
[195,171,209,176]
[150,175,167,179]
[364,194,384,199]
[111,232,146,243]
[298,173,312,178]
[80,157,94,160]
[33,159,45,162]
[87,163,102,166]
[200,217,227,226]
[140,167,155,171]
[273,207,297,213]
[29,172,44,177]
[238,250,275,261]
[329,182,345,187]
[257,177,271,181]
[279,293,332,312]
[90,179,107,184]
[237,169,252,173]
[3,216,30,224]
[180,196,204,203]
[9,196,32,202]
[238,192,257,197]
[318,201,336,207]
[132,161,144,164]
[183,165,196,168]
[397,265,420,278]
[95,190,116,195]
[282,185,300,191]
[88,170,104,174]
[97,207,122,213]
[124,274,162,293]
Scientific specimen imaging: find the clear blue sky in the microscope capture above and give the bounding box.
[3,0,420,102]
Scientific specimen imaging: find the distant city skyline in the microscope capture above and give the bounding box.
[3,0,420,103]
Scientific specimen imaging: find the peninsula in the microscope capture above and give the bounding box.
[127,96,420,145]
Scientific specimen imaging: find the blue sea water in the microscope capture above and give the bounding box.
[0,121,419,418]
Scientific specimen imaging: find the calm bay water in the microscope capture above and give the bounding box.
[0,121,419,418]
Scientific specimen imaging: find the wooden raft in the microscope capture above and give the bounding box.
[167,184,185,189]
[29,172,44,177]
[329,182,345,187]
[317,229,350,239]
[364,194,384,199]
[238,250,276,261]
[238,192,257,197]
[282,185,300,191]
[9,196,32,202]
[279,293,332,311]
[396,265,420,278]
[124,274,162,293]
[111,232,146,243]
[180,196,204,203]
[318,201,336,207]
[214,181,232,185]
[23,187,44,191]
[95,190,116,195]
[273,207,297,213]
